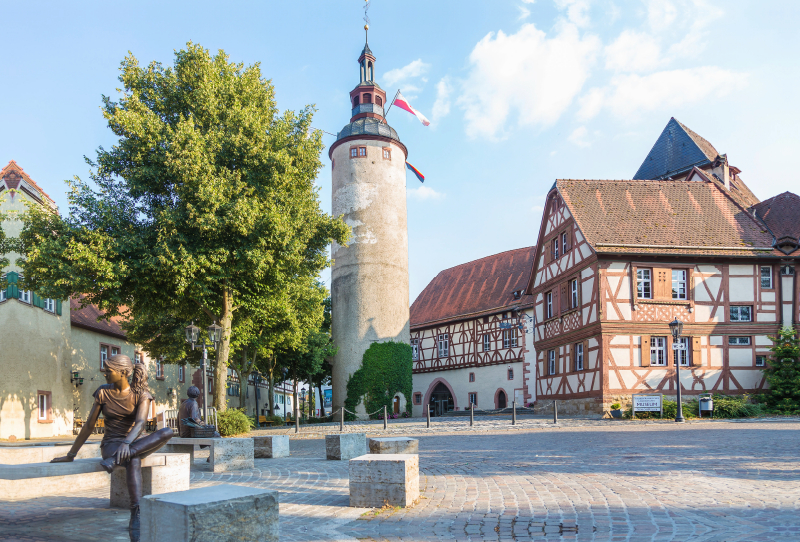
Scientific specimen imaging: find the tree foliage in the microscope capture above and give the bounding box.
[16,43,349,410]
[345,342,412,419]
[762,327,800,413]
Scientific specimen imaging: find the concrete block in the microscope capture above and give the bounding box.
[111,453,190,508]
[165,437,253,472]
[349,454,419,507]
[141,483,278,542]
[326,433,367,460]
[253,435,290,458]
[0,442,101,464]
[368,437,418,455]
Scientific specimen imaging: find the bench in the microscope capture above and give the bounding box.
[0,452,190,506]
[349,454,419,508]
[162,437,254,472]
[141,484,278,542]
[257,416,275,427]
[0,441,101,465]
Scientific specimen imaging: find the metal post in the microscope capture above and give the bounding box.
[201,344,209,424]
[512,400,517,425]
[470,403,474,427]
[553,400,558,424]
[295,403,299,433]
[675,342,686,423]
[340,406,344,432]
[426,404,430,428]
[383,405,387,430]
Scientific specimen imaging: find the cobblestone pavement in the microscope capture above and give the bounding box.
[2,419,799,541]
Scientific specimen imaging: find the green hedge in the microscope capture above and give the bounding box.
[624,394,764,419]
[345,342,412,421]
[216,408,253,436]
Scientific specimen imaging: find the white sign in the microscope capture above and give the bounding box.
[632,394,662,412]
[672,343,686,350]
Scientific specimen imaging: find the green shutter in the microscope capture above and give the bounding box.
[32,292,42,308]
[56,300,62,316]
[7,272,18,300]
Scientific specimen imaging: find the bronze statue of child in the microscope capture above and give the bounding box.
[51,354,174,535]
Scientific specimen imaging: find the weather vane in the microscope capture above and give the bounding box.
[363,0,370,41]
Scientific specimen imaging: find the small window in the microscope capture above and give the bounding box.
[411,338,419,361]
[730,306,752,322]
[364,93,372,104]
[575,343,584,371]
[562,231,569,252]
[546,291,553,319]
[100,345,109,370]
[359,146,367,157]
[156,358,164,379]
[781,265,795,276]
[179,365,185,383]
[507,368,514,380]
[637,269,652,299]
[437,334,449,358]
[111,346,120,357]
[353,96,360,107]
[376,96,383,106]
[672,270,687,300]
[676,337,689,366]
[760,266,773,289]
[469,372,475,382]
[650,337,667,366]
[728,336,751,346]
[548,350,556,375]
[19,289,31,304]
[135,351,143,364]
[414,392,422,405]
[44,298,55,312]
[0,288,6,302]
[570,279,579,309]
[350,147,358,158]
[755,355,766,367]
[503,329,517,348]
[38,392,48,421]
[382,148,391,160]
[483,334,491,352]
[553,238,560,259]
[468,392,477,406]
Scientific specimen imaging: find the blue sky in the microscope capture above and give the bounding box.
[2,0,799,300]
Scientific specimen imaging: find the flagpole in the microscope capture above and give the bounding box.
[382,89,401,123]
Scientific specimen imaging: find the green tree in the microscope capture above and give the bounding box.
[16,43,348,411]
[762,327,800,413]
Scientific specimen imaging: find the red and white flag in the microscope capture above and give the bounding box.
[392,91,430,126]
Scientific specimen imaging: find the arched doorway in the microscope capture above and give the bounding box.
[496,389,507,409]
[429,382,454,417]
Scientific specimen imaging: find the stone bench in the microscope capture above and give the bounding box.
[141,483,278,542]
[368,437,418,455]
[0,441,102,464]
[325,433,367,460]
[253,435,289,458]
[349,454,419,508]
[0,452,190,505]
[162,437,254,472]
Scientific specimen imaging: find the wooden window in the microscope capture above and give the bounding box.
[574,342,584,371]
[350,147,358,158]
[507,368,514,380]
[135,351,143,364]
[382,147,391,160]
[637,269,652,299]
[546,291,553,319]
[756,355,767,367]
[503,329,517,348]
[653,268,672,300]
[414,392,422,405]
[548,350,556,375]
[468,392,477,406]
[156,358,165,379]
[469,372,475,382]
[728,336,751,346]
[672,270,687,300]
[692,337,701,367]
[650,337,667,366]
[111,346,120,357]
[570,278,579,309]
[553,237,560,259]
[675,337,690,366]
[437,334,449,358]
[730,306,752,322]
[376,96,383,106]
[179,365,185,383]
[364,93,372,104]
[359,146,367,157]
[562,231,569,252]
[640,335,651,366]
[37,391,52,423]
[411,338,419,360]
[760,266,773,289]
[482,334,490,352]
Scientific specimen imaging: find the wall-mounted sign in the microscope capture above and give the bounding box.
[632,393,662,415]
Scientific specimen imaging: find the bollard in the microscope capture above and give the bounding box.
[340,407,344,432]
[470,403,474,427]
[383,405,388,430]
[426,404,431,428]
[512,400,517,425]
[553,400,558,424]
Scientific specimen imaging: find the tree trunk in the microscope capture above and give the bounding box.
[317,382,326,417]
[293,379,298,420]
[267,369,275,416]
[213,289,234,411]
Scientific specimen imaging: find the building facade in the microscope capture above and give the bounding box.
[410,248,536,417]
[527,120,799,415]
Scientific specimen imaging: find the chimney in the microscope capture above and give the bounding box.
[721,154,731,191]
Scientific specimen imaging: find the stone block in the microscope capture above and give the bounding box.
[165,437,254,472]
[253,435,290,458]
[140,483,279,542]
[349,453,419,507]
[111,453,191,508]
[326,433,367,460]
[0,442,102,464]
[368,437,418,455]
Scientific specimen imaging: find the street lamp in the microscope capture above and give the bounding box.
[281,368,288,420]
[669,317,685,423]
[301,387,307,421]
[185,321,222,424]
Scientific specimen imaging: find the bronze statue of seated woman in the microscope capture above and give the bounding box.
[51,354,174,536]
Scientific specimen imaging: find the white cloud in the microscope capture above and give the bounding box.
[431,77,453,126]
[645,0,725,60]
[383,59,431,88]
[458,23,600,139]
[554,0,592,28]
[521,0,535,3]
[518,6,531,20]
[604,30,662,73]
[407,186,444,200]
[568,126,592,147]
[576,87,605,121]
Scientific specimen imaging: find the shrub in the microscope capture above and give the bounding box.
[216,408,253,436]
[610,403,621,410]
[345,342,412,421]
[761,328,800,413]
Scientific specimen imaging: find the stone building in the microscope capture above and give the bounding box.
[527,119,800,415]
[328,36,411,409]
[409,248,536,417]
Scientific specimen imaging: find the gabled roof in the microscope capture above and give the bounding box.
[555,172,777,257]
[634,118,719,180]
[750,191,800,255]
[70,297,128,340]
[0,160,56,207]
[410,247,535,328]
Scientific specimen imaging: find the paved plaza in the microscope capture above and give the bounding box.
[2,417,799,541]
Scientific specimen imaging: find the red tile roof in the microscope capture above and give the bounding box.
[70,297,128,340]
[410,247,535,328]
[556,173,778,257]
[751,191,800,255]
[0,160,56,206]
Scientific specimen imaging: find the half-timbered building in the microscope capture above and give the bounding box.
[410,247,536,417]
[526,119,800,415]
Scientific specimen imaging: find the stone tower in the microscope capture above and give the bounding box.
[328,36,411,410]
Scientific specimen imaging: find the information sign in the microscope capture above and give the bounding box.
[632,394,662,413]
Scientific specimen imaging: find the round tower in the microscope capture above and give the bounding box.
[329,36,411,410]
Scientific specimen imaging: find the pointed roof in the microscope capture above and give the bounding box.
[750,191,800,255]
[360,41,374,59]
[633,118,719,180]
[0,160,57,208]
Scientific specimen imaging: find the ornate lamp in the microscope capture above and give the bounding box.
[207,322,223,345]
[668,317,685,423]
[669,318,683,341]
[185,323,200,345]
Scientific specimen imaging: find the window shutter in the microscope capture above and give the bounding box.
[583,339,590,369]
[560,282,569,315]
[641,335,651,366]
[691,337,701,367]
[56,300,62,316]
[653,268,671,300]
[32,292,41,308]
[8,272,19,300]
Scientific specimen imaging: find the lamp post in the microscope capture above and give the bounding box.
[669,317,685,423]
[185,322,222,424]
[301,387,307,421]
[281,368,288,420]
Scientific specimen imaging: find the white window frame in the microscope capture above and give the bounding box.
[483,334,491,352]
[111,346,120,357]
[156,358,164,378]
[382,148,391,160]
[561,231,568,252]
[760,266,773,289]
[0,289,6,302]
[19,289,31,304]
[553,238,559,259]
[650,337,667,366]
[672,269,687,300]
[38,393,48,421]
[437,334,449,358]
[676,337,689,366]
[100,345,108,370]
[730,305,752,322]
[570,279,579,309]
[548,350,556,375]
[43,298,55,313]
[728,336,751,346]
[411,339,419,361]
[575,343,584,371]
[546,292,553,318]
[637,269,652,299]
[178,365,185,382]
[503,329,517,348]
[755,355,767,367]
